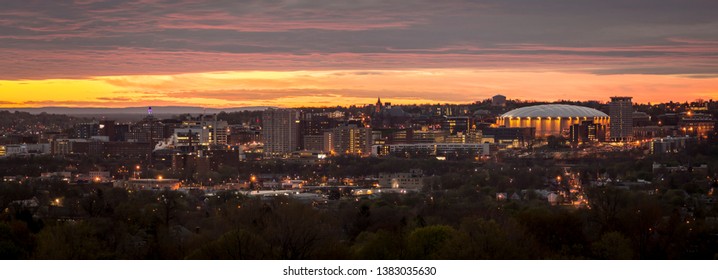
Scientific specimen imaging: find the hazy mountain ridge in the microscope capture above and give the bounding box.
[0,106,273,116]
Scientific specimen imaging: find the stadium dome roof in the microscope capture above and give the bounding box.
[500,104,608,118]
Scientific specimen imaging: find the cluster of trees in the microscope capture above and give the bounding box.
[1,177,717,259]
[2,136,718,259]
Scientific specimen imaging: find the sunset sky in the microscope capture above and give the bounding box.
[1,0,717,108]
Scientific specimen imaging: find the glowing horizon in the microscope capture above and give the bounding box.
[1,69,716,109]
[1,1,717,108]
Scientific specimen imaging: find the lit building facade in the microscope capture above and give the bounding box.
[126,116,166,144]
[323,124,372,156]
[497,104,609,138]
[610,97,633,141]
[378,169,425,189]
[302,134,325,151]
[650,136,693,154]
[569,121,607,143]
[442,116,470,135]
[262,108,300,156]
[372,143,482,157]
[679,112,715,138]
[177,115,229,146]
[124,179,181,190]
[482,127,535,147]
[73,122,100,139]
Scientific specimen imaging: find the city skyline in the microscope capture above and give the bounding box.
[1,73,717,262]
[4,0,718,266]
[1,0,718,108]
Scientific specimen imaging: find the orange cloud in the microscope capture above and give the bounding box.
[1,69,716,108]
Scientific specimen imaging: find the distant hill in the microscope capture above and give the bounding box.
[0,110,91,133]
[0,106,273,116]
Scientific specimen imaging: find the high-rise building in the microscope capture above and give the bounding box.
[299,113,337,150]
[262,109,300,156]
[301,113,333,136]
[205,115,228,145]
[177,115,229,146]
[610,97,633,141]
[99,120,117,141]
[323,124,372,156]
[302,135,325,151]
[126,108,167,144]
[126,116,166,144]
[73,122,99,139]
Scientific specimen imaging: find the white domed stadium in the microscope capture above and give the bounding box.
[497,104,609,137]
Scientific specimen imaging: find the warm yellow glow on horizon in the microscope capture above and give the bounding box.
[1,79,124,105]
[1,69,716,108]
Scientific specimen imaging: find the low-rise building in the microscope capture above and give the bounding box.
[117,179,181,190]
[378,169,425,189]
[372,143,482,158]
[650,136,693,154]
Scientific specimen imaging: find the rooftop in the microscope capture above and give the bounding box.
[501,104,608,118]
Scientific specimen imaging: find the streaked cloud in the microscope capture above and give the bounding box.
[0,0,716,106]
[2,70,716,108]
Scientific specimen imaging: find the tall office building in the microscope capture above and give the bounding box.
[176,115,229,146]
[609,97,633,141]
[300,113,335,150]
[323,124,372,156]
[301,113,333,136]
[126,114,166,144]
[262,109,300,156]
[99,120,117,141]
[73,122,100,139]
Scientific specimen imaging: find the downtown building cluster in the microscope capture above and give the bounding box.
[1,96,717,162]
[0,97,716,203]
[260,98,498,160]
[258,96,717,160]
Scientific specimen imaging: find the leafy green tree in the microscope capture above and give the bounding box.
[35,222,107,259]
[406,225,456,259]
[440,218,537,259]
[0,222,32,259]
[263,200,337,259]
[187,229,271,259]
[351,230,406,259]
[586,186,629,231]
[591,231,633,259]
[517,207,587,258]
